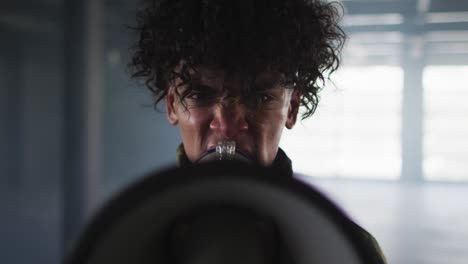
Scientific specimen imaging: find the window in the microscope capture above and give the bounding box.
[423,66,468,181]
[281,66,403,179]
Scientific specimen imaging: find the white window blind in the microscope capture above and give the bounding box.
[423,66,468,181]
[280,66,403,179]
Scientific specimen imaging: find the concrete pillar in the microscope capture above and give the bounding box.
[401,34,425,182]
[62,0,104,253]
[1,30,23,190]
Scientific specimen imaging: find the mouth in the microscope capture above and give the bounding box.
[201,143,255,162]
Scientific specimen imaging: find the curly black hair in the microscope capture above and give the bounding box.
[129,0,345,119]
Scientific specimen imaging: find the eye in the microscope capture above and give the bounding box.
[186,91,204,100]
[184,84,217,104]
[256,93,274,104]
[184,91,217,107]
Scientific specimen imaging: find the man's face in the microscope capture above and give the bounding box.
[166,66,300,166]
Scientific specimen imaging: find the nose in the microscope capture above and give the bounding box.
[209,98,249,139]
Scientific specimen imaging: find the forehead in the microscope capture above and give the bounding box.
[187,65,285,91]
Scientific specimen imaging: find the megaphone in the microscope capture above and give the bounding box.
[65,162,376,264]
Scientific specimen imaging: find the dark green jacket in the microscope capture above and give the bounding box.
[176,144,388,264]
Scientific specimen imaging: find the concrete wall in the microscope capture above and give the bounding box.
[0,3,179,262]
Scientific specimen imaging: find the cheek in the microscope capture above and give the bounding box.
[251,106,289,162]
[178,108,213,140]
[177,107,214,161]
[184,109,212,127]
[254,105,289,138]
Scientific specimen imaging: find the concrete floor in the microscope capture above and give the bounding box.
[309,179,468,264]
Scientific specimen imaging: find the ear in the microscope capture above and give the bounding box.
[166,87,179,126]
[285,89,300,129]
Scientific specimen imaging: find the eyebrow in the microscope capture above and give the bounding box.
[254,82,281,92]
[190,83,217,92]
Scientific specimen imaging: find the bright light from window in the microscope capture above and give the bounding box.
[280,66,403,179]
[423,66,468,181]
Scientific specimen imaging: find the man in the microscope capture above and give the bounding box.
[130,0,343,172]
[130,0,387,263]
